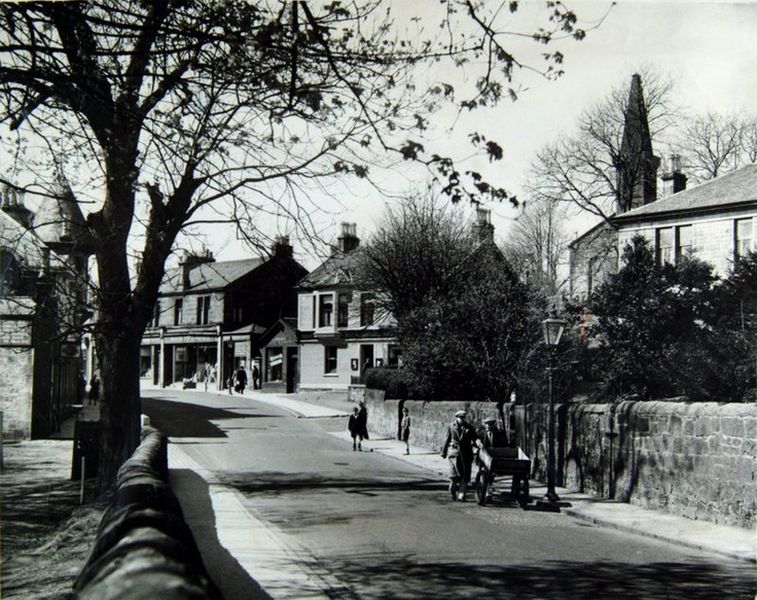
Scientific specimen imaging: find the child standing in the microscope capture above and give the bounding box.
[400,407,411,455]
[348,407,360,451]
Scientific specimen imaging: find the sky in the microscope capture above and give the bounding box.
[2,1,755,272]
[214,0,756,270]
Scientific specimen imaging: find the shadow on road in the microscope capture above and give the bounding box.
[170,468,271,600]
[318,555,757,599]
[141,397,279,438]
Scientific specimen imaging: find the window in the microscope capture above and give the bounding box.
[324,346,338,374]
[318,294,334,327]
[676,225,692,262]
[735,218,753,259]
[360,292,375,326]
[655,227,673,265]
[388,345,402,368]
[173,298,183,325]
[151,301,161,327]
[233,306,244,323]
[196,295,211,325]
[0,249,20,297]
[337,292,350,327]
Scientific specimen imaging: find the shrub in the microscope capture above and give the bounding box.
[363,368,410,399]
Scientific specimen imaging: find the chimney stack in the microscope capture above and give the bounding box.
[272,235,293,258]
[661,154,687,196]
[337,222,359,253]
[179,248,215,290]
[472,207,494,244]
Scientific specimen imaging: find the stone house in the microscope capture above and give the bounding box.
[0,178,93,440]
[140,237,307,389]
[295,223,400,391]
[613,163,756,274]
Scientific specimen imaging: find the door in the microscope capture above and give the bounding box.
[359,344,374,383]
[286,347,298,393]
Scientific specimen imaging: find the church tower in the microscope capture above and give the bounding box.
[615,74,660,213]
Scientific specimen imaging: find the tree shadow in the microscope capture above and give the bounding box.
[141,397,280,438]
[318,555,757,599]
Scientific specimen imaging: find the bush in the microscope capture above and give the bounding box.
[363,368,410,399]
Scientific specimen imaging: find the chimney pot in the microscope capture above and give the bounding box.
[337,222,359,252]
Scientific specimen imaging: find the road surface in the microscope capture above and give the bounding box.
[141,388,756,599]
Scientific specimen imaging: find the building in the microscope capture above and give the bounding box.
[294,223,400,391]
[0,177,93,440]
[569,74,664,301]
[614,163,757,274]
[140,237,307,389]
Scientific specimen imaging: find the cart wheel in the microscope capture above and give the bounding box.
[475,469,489,505]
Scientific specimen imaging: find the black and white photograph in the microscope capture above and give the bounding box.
[0,1,755,598]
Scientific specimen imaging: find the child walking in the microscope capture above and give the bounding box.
[400,407,411,455]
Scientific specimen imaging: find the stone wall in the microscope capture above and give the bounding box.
[364,391,501,452]
[366,391,756,529]
[0,310,34,440]
[74,426,220,599]
[522,401,756,529]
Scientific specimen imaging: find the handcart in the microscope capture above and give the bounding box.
[474,446,531,506]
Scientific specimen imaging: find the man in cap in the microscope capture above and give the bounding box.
[477,417,508,450]
[441,409,478,501]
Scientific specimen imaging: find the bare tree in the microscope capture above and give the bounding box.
[0,1,598,490]
[502,196,570,296]
[528,68,676,221]
[677,112,745,181]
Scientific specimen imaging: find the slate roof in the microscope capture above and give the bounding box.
[296,249,359,289]
[159,257,265,294]
[614,164,757,222]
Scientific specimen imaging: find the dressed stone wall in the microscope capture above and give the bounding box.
[366,391,756,529]
[0,311,34,440]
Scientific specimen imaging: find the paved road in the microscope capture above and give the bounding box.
[142,389,756,599]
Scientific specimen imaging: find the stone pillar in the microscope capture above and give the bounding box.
[158,327,165,388]
[216,324,223,391]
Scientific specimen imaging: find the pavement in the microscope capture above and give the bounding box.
[2,389,754,598]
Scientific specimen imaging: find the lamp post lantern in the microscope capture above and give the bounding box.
[542,316,566,505]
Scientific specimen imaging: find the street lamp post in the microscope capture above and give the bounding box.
[542,316,566,505]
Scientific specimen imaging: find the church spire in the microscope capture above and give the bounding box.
[616,73,660,213]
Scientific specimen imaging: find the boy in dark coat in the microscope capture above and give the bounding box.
[348,407,360,451]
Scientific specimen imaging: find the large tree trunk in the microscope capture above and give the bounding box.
[95,323,143,495]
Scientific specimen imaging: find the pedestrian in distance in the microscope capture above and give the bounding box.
[252,364,260,390]
[348,407,361,451]
[355,399,369,451]
[400,406,411,455]
[235,365,248,395]
[228,373,234,395]
[441,409,477,502]
[88,374,100,405]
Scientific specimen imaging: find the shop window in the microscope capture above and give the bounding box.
[324,346,338,374]
[337,292,350,327]
[735,218,753,259]
[267,348,283,381]
[360,292,375,326]
[173,298,183,325]
[319,293,333,327]
[196,295,211,324]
